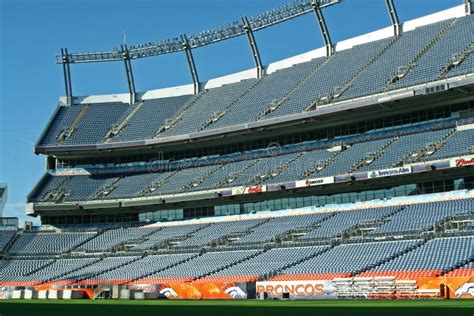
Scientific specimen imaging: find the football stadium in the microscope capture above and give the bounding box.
[0,0,473,315]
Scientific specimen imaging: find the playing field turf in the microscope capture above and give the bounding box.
[0,299,472,316]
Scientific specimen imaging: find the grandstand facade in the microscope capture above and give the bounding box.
[0,1,473,300]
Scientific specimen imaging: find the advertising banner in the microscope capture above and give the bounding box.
[256,280,336,300]
[244,185,266,194]
[155,283,247,300]
[231,187,245,196]
[295,177,334,188]
[53,168,91,176]
[368,166,411,179]
[445,276,474,299]
[450,155,474,168]
[305,177,335,187]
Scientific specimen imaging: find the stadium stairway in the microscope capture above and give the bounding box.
[131,252,202,285]
[216,158,263,188]
[400,128,455,164]
[330,37,400,104]
[437,42,474,80]
[444,260,474,277]
[43,257,104,286]
[271,215,337,245]
[181,164,227,192]
[103,101,144,142]
[23,258,60,279]
[192,248,267,283]
[110,229,161,253]
[350,137,398,173]
[155,92,205,136]
[69,230,107,254]
[1,231,21,258]
[383,18,458,92]
[267,245,336,281]
[277,245,333,279]
[440,213,474,232]
[252,152,306,185]
[339,206,406,239]
[212,219,274,249]
[138,170,178,197]
[357,236,471,279]
[258,55,334,119]
[440,258,473,277]
[159,224,214,251]
[56,105,89,145]
[200,78,264,131]
[351,239,428,277]
[42,176,69,203]
[272,239,428,282]
[302,151,341,178]
[93,176,123,200]
[72,256,144,286]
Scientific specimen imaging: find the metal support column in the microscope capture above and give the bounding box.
[465,0,473,15]
[311,0,333,57]
[181,35,200,94]
[385,0,401,36]
[242,16,264,78]
[121,44,136,104]
[61,48,73,106]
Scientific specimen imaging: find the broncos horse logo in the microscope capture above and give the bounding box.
[455,282,474,298]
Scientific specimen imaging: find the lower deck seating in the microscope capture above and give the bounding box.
[445,261,474,277]
[1,195,472,286]
[0,235,471,286]
[9,232,96,255]
[0,231,16,252]
[270,240,421,281]
[360,236,473,279]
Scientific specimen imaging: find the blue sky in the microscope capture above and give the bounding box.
[0,0,461,225]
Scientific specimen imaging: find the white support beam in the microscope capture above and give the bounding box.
[61,48,73,106]
[181,35,200,94]
[242,16,264,78]
[385,0,401,36]
[311,0,333,57]
[121,45,137,104]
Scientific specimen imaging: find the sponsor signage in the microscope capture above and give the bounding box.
[256,281,336,300]
[231,187,245,196]
[305,177,334,187]
[244,185,266,194]
[154,282,247,300]
[451,156,474,168]
[53,168,91,176]
[368,166,411,179]
[295,177,334,188]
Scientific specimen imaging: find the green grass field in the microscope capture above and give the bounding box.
[0,299,473,316]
